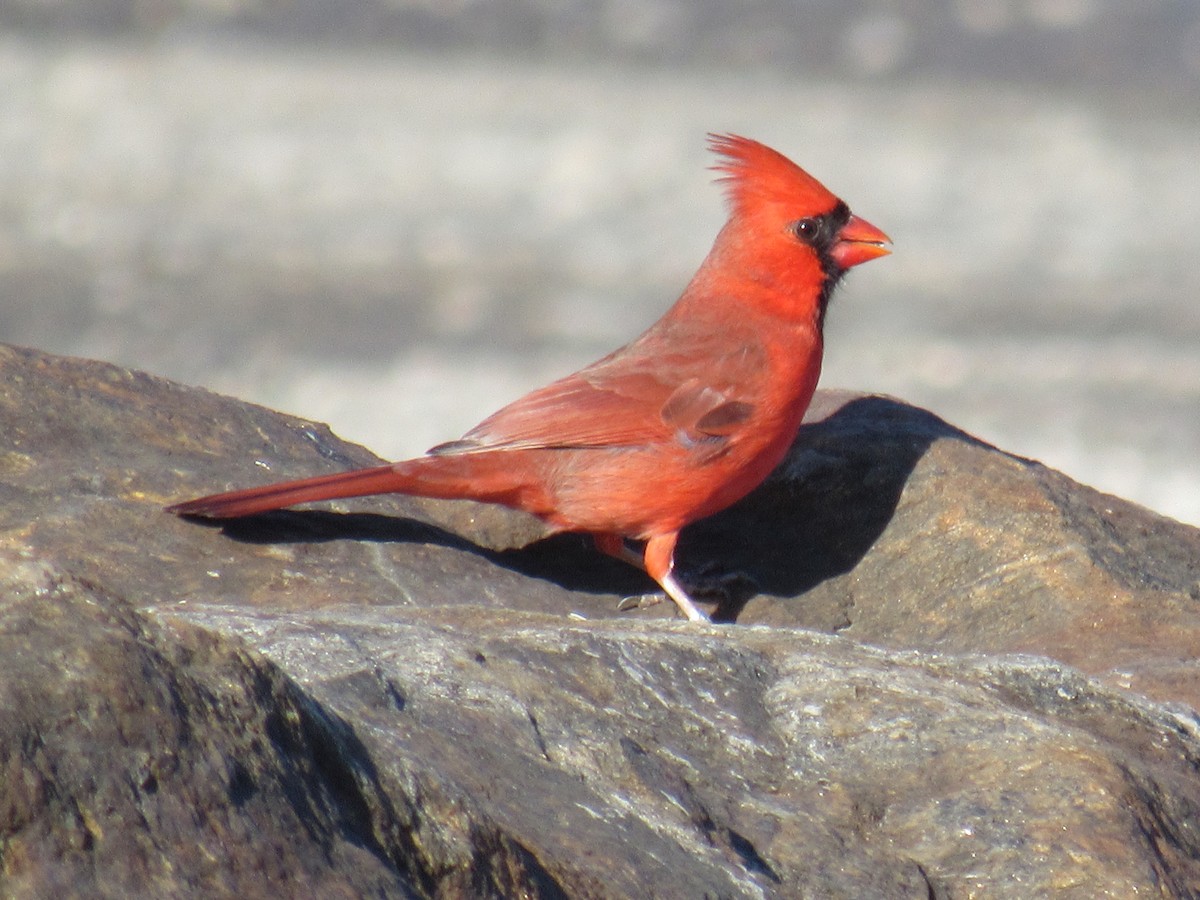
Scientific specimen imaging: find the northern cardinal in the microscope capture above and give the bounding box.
[168,134,890,622]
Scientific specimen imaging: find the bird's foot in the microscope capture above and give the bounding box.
[616,589,711,622]
[615,567,756,621]
[616,592,665,613]
[616,573,719,623]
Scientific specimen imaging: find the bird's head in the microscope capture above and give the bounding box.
[707,133,890,325]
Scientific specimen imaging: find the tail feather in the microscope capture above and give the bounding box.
[166,464,413,518]
[167,452,550,520]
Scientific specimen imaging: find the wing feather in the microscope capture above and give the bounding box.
[431,319,769,456]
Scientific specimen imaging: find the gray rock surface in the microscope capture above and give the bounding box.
[3,342,1200,897]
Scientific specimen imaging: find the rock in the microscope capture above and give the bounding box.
[0,559,421,897]
[2,342,1199,896]
[687,390,1200,710]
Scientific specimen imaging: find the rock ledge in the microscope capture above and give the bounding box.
[2,343,1199,897]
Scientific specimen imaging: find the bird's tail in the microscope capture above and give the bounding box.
[166,463,421,518]
[166,450,535,519]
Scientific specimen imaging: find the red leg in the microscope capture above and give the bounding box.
[642,533,710,623]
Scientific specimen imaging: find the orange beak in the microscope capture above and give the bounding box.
[830,214,891,270]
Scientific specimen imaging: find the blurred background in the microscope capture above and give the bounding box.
[2,2,1198,524]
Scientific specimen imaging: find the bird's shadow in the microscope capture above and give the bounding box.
[191,396,983,622]
[192,502,653,599]
[686,396,992,620]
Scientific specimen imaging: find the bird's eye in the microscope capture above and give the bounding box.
[792,217,823,243]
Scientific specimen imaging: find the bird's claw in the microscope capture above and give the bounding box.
[619,571,748,619]
[616,593,665,613]
[615,565,757,620]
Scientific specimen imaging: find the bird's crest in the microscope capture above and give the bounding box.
[708,133,839,216]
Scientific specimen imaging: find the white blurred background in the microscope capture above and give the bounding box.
[2,2,1198,523]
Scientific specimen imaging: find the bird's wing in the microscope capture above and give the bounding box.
[429,320,768,457]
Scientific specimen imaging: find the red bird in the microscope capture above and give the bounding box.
[168,134,890,622]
